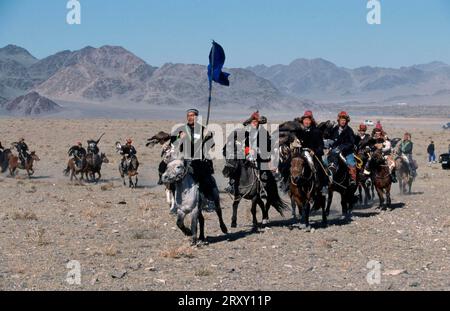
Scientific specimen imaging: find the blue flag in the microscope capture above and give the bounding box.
[208,41,230,86]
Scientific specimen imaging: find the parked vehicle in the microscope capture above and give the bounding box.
[439,153,450,169]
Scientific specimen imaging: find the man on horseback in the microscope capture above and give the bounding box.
[241,111,274,198]
[329,111,357,186]
[119,138,137,172]
[70,142,86,165]
[397,132,416,177]
[293,110,328,193]
[355,124,371,150]
[171,108,217,203]
[16,137,29,168]
[64,142,87,175]
[365,128,397,183]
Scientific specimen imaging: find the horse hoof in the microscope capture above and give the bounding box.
[262,219,269,225]
[231,223,237,228]
[220,224,228,234]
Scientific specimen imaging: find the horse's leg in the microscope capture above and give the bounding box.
[386,188,392,210]
[250,197,258,230]
[198,210,205,242]
[129,175,133,188]
[376,188,385,210]
[301,201,311,231]
[357,184,363,205]
[290,194,297,219]
[231,196,241,228]
[212,188,228,234]
[363,183,370,206]
[177,211,192,236]
[260,198,269,226]
[326,190,333,217]
[190,206,200,245]
[319,195,327,227]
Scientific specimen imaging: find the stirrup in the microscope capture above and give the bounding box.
[363,169,371,176]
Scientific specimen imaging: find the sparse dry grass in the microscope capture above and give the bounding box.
[104,244,118,256]
[26,227,50,246]
[195,268,212,277]
[12,210,38,221]
[160,246,195,259]
[100,182,114,191]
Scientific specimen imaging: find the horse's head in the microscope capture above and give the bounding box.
[161,159,186,184]
[30,151,40,161]
[100,153,109,164]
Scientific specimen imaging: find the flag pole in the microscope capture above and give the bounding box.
[206,41,215,127]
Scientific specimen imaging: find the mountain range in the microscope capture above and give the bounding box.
[248,58,450,105]
[0,44,309,116]
[1,44,449,117]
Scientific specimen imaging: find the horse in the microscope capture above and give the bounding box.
[116,142,139,188]
[223,129,288,229]
[395,155,413,195]
[148,131,228,235]
[162,159,221,245]
[8,151,40,177]
[288,145,327,230]
[0,148,12,173]
[356,149,373,207]
[65,156,87,181]
[317,120,357,219]
[85,153,109,183]
[370,150,392,210]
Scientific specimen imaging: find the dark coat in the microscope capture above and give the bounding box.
[295,125,324,157]
[355,133,371,151]
[330,125,356,156]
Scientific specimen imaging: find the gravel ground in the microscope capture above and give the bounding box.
[0,118,449,291]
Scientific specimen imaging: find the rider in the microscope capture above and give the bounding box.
[369,128,397,183]
[397,132,416,177]
[69,141,86,167]
[87,139,99,155]
[171,108,217,202]
[294,110,327,193]
[119,138,137,171]
[355,124,371,151]
[224,111,272,196]
[16,137,29,167]
[329,111,357,186]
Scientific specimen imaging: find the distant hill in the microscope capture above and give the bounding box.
[2,91,62,116]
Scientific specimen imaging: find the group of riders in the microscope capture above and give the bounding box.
[0,108,417,205]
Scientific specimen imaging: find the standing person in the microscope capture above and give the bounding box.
[427,140,436,165]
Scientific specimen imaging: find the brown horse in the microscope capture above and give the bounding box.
[370,150,392,210]
[395,156,413,195]
[8,151,40,177]
[65,157,87,181]
[289,148,327,229]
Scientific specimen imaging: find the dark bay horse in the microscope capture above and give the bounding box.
[85,153,109,183]
[370,150,392,210]
[223,158,288,229]
[289,147,327,229]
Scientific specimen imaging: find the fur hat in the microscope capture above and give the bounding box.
[243,111,267,126]
[337,111,350,122]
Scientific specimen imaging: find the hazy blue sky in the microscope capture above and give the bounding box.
[1,0,450,68]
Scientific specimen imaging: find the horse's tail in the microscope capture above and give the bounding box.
[267,183,289,216]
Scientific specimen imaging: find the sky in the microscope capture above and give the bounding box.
[1,0,450,68]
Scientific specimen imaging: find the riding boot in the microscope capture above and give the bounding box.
[391,168,397,183]
[348,166,357,186]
